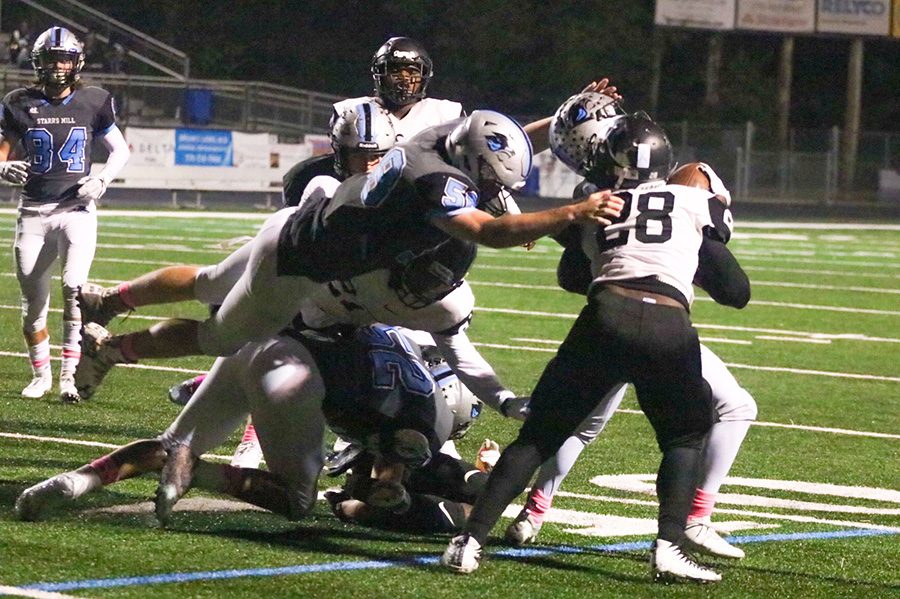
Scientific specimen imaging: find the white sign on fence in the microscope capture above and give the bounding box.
[737,0,816,32]
[816,0,891,35]
[655,0,737,30]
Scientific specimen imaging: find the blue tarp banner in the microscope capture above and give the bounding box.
[174,129,233,166]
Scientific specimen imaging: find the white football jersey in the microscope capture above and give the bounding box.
[583,181,733,305]
[298,271,474,333]
[332,96,464,143]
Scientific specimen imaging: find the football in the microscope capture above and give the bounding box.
[668,162,712,190]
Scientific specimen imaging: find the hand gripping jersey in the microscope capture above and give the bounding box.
[332,96,463,143]
[582,181,733,305]
[277,119,480,282]
[0,86,116,203]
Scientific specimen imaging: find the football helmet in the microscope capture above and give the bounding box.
[446,110,533,191]
[390,237,477,309]
[422,345,483,440]
[371,37,433,107]
[331,101,396,177]
[31,27,84,89]
[550,91,624,176]
[578,112,673,189]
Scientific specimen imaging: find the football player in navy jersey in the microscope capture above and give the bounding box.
[441,112,743,583]
[0,26,130,403]
[15,324,458,525]
[73,109,623,400]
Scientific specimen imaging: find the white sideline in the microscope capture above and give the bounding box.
[0,586,84,599]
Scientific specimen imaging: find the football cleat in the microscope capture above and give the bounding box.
[77,283,124,327]
[59,375,80,403]
[167,375,204,406]
[155,443,196,526]
[230,438,264,469]
[684,520,745,559]
[21,371,52,398]
[15,473,77,521]
[504,509,542,546]
[74,322,127,399]
[651,539,722,583]
[440,534,483,574]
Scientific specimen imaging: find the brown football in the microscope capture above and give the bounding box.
[668,162,712,191]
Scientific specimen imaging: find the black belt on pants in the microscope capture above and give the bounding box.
[604,284,686,310]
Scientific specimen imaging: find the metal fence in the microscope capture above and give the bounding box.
[0,68,341,140]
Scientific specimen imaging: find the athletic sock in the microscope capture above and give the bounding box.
[27,338,51,377]
[60,319,81,378]
[688,488,716,522]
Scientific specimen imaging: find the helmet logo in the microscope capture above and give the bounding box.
[485,133,509,152]
[569,104,590,125]
[391,50,419,60]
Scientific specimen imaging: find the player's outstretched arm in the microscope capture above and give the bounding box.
[435,191,622,249]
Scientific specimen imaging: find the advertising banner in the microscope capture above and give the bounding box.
[817,0,891,35]
[232,131,274,169]
[737,0,816,32]
[174,129,233,167]
[893,0,900,36]
[124,127,175,167]
[655,0,737,30]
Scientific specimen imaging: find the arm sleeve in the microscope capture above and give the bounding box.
[96,125,130,184]
[432,329,514,414]
[694,236,750,308]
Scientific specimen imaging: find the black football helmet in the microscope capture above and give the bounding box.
[371,37,433,107]
[31,27,84,89]
[583,112,673,189]
[389,238,477,309]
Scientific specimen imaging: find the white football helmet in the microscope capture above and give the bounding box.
[549,91,624,177]
[331,101,396,177]
[422,346,482,440]
[445,110,533,191]
[31,27,84,89]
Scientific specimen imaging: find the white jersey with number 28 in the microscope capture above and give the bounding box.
[582,181,733,305]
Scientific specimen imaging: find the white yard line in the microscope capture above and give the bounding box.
[0,304,170,322]
[0,350,206,375]
[0,586,85,599]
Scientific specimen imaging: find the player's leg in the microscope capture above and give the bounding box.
[444,305,618,572]
[55,204,98,402]
[75,215,313,398]
[15,206,58,398]
[628,302,719,582]
[683,344,757,559]
[507,383,628,545]
[79,207,293,325]
[189,336,327,520]
[15,439,166,521]
[155,350,255,523]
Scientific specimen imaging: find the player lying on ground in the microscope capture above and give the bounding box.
[441,108,746,583]
[15,325,457,523]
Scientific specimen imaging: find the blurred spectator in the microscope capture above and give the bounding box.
[105,42,127,74]
[82,31,104,72]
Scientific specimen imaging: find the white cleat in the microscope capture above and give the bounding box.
[440,534,483,574]
[505,509,543,546]
[21,371,52,399]
[684,520,745,559]
[230,438,264,469]
[75,322,126,400]
[15,473,77,521]
[59,375,81,404]
[651,539,722,583]
[77,283,123,327]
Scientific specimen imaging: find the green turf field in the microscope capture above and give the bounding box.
[0,208,897,598]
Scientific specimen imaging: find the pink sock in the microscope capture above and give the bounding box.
[117,282,137,309]
[524,488,552,524]
[241,423,258,444]
[89,455,121,485]
[688,488,716,521]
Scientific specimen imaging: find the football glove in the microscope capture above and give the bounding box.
[501,396,530,421]
[0,160,29,185]
[76,176,108,202]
